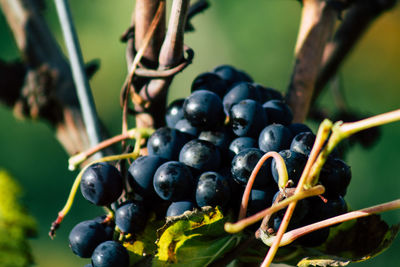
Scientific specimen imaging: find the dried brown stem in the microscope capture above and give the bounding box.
[134,0,166,68]
[313,0,398,104]
[0,0,92,155]
[286,0,338,123]
[135,0,190,128]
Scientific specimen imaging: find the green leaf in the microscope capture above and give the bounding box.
[0,169,37,267]
[297,256,350,267]
[154,206,239,267]
[292,215,400,267]
[319,214,400,262]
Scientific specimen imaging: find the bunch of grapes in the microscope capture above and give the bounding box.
[67,65,352,266]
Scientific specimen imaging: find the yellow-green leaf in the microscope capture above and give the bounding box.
[0,169,36,267]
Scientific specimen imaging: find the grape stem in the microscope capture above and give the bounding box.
[68,127,154,171]
[260,199,400,247]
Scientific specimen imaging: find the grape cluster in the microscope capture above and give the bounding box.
[68,65,352,266]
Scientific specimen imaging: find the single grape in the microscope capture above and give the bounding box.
[258,124,293,153]
[271,150,307,185]
[166,201,196,217]
[91,241,129,267]
[115,202,147,234]
[319,157,351,197]
[80,163,123,206]
[213,65,249,87]
[127,155,167,198]
[165,98,185,127]
[290,131,316,156]
[179,139,221,173]
[69,220,108,258]
[191,72,228,98]
[198,128,233,150]
[254,84,283,102]
[230,99,268,137]
[183,90,225,129]
[229,137,257,156]
[195,172,231,208]
[147,127,190,160]
[231,148,273,187]
[288,123,312,136]
[153,161,194,201]
[262,100,293,125]
[222,82,261,114]
[175,118,200,137]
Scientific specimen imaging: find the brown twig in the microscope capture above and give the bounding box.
[134,0,166,69]
[286,0,339,123]
[0,0,94,155]
[313,0,398,104]
[134,0,191,128]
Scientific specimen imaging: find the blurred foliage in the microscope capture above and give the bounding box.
[0,170,36,267]
[0,0,399,266]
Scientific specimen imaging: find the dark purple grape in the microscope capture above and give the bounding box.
[237,70,253,83]
[179,139,221,173]
[319,157,351,197]
[213,65,247,87]
[229,137,257,156]
[153,161,194,201]
[115,202,147,234]
[314,196,348,221]
[271,150,307,185]
[147,127,190,160]
[166,201,196,217]
[231,148,273,187]
[222,82,261,115]
[183,90,225,129]
[247,188,274,216]
[262,100,293,125]
[127,155,167,198]
[290,132,316,156]
[230,99,268,137]
[175,118,200,137]
[69,220,108,258]
[288,123,312,136]
[195,172,231,208]
[258,124,293,153]
[198,128,233,150]
[296,222,330,247]
[191,72,228,98]
[165,98,185,127]
[253,84,283,102]
[91,241,129,267]
[80,163,123,206]
[93,215,115,240]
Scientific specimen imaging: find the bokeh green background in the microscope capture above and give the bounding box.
[1,1,399,266]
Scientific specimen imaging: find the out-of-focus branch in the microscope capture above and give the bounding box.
[313,0,398,104]
[54,0,104,157]
[0,0,91,155]
[286,0,339,123]
[134,0,190,128]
